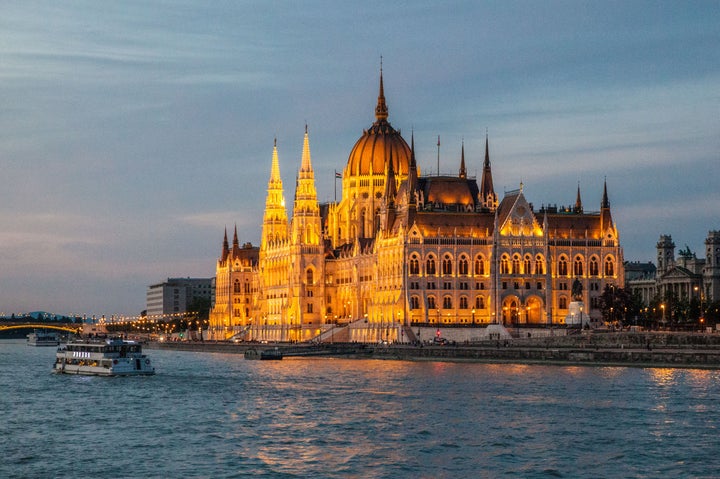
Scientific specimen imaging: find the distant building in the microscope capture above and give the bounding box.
[146,277,213,320]
[208,69,624,342]
[627,231,720,307]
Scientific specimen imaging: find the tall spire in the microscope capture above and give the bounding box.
[601,177,610,209]
[574,183,583,213]
[300,124,313,174]
[221,227,229,262]
[291,126,320,245]
[375,58,388,122]
[459,139,467,179]
[600,178,614,233]
[233,224,239,248]
[479,132,498,210]
[269,138,282,186]
[407,131,418,207]
[261,139,288,249]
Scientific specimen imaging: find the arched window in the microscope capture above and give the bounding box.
[605,257,614,276]
[512,255,521,275]
[427,295,436,310]
[559,296,567,309]
[459,256,469,275]
[500,255,510,274]
[443,296,453,309]
[524,255,532,275]
[474,256,485,275]
[574,256,584,276]
[442,254,453,275]
[409,255,420,275]
[426,255,436,275]
[558,256,568,276]
[475,296,485,309]
[459,296,469,309]
[535,255,545,275]
[410,296,420,310]
[589,256,599,276]
[306,269,314,285]
[234,280,241,293]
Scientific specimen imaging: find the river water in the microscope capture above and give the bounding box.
[2,340,719,478]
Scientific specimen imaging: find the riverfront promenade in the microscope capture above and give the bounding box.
[147,331,720,369]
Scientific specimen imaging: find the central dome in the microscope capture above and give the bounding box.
[345,72,411,177]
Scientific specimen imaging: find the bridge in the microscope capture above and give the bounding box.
[0,323,83,334]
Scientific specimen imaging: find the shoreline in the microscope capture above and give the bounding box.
[146,337,720,369]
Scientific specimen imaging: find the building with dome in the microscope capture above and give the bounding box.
[208,71,625,342]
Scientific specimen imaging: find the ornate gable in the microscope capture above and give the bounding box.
[498,189,541,237]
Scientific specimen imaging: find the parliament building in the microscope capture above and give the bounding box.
[208,71,624,342]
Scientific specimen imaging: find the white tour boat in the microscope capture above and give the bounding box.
[27,330,61,347]
[53,338,155,376]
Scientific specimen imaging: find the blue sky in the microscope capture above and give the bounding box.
[1,0,718,316]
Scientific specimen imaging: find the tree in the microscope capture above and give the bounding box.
[599,285,635,325]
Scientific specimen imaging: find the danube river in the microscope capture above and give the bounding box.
[2,340,720,478]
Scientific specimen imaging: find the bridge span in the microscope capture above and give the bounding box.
[0,323,82,334]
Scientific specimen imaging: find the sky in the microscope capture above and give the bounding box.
[1,0,718,317]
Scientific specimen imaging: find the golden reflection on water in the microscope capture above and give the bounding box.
[649,367,677,387]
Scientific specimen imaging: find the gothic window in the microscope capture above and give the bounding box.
[409,255,420,275]
[512,255,521,275]
[589,257,599,276]
[443,296,453,309]
[524,255,532,275]
[459,256,469,275]
[244,280,250,294]
[426,255,437,275]
[559,297,567,309]
[574,256,584,276]
[535,255,545,275]
[475,296,485,309]
[410,296,420,310]
[442,254,453,275]
[306,269,314,285]
[234,280,241,293]
[500,255,510,274]
[474,256,485,275]
[307,303,313,313]
[427,295,436,310]
[558,256,568,276]
[459,296,469,309]
[605,257,615,276]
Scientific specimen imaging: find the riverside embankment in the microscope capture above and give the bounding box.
[146,331,720,368]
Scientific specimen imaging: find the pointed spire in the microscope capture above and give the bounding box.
[385,150,397,206]
[221,227,229,262]
[601,177,610,209]
[300,124,313,174]
[459,139,467,179]
[269,138,282,185]
[407,130,418,206]
[574,182,583,213]
[375,58,388,122]
[479,132,498,210]
[233,224,239,248]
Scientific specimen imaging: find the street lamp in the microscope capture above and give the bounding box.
[472,309,476,325]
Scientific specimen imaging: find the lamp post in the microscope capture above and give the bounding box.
[472,309,476,325]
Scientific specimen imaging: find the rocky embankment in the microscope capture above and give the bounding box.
[147,331,720,368]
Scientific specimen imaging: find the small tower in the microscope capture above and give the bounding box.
[459,140,467,179]
[479,133,498,210]
[656,234,676,276]
[574,183,583,213]
[290,126,321,246]
[261,139,289,249]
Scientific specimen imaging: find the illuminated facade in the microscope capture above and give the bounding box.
[209,71,625,342]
